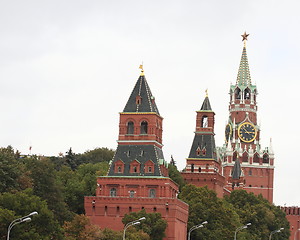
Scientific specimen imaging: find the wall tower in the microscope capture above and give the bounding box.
[182,92,225,197]
[85,67,189,240]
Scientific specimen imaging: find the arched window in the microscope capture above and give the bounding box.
[127,121,134,134]
[244,88,251,100]
[253,153,259,163]
[110,188,117,197]
[191,164,194,173]
[196,147,201,156]
[129,190,135,198]
[141,121,148,134]
[233,152,238,162]
[149,189,156,198]
[235,88,241,100]
[242,152,248,162]
[263,154,269,164]
[198,167,201,172]
[118,166,122,173]
[202,116,208,128]
[248,169,252,176]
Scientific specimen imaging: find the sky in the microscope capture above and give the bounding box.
[0,0,299,206]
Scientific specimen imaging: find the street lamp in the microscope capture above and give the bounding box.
[7,211,38,240]
[123,217,146,240]
[188,221,208,240]
[269,228,284,240]
[294,228,300,240]
[234,223,251,240]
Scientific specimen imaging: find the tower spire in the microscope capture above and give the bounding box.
[236,32,251,86]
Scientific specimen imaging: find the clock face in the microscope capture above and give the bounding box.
[238,122,257,143]
[225,123,232,142]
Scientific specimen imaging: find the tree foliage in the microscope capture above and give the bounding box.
[225,190,290,240]
[0,189,63,240]
[179,184,240,240]
[168,164,186,191]
[122,209,167,240]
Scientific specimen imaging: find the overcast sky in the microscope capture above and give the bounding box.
[1,0,299,206]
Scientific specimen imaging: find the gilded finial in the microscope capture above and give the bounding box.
[241,31,249,47]
[205,89,208,97]
[139,63,144,76]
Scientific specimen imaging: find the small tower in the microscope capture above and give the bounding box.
[221,33,274,202]
[182,91,225,197]
[85,66,189,240]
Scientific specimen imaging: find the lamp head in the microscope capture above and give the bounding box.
[139,217,146,221]
[133,221,140,226]
[21,217,31,223]
[28,211,38,217]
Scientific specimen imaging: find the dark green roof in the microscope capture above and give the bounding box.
[188,134,217,160]
[108,145,166,177]
[200,96,212,111]
[236,45,252,87]
[123,75,160,115]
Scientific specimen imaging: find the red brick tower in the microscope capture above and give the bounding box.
[220,33,274,202]
[85,67,189,240]
[182,93,225,198]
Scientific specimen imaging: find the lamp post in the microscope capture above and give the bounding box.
[234,223,251,240]
[188,221,208,240]
[269,228,284,240]
[294,228,300,240]
[123,217,146,240]
[7,211,38,240]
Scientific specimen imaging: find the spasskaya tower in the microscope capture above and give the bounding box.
[220,32,274,202]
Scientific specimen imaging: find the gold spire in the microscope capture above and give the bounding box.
[205,89,208,97]
[139,64,144,76]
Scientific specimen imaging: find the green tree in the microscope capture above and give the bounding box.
[24,156,73,224]
[168,164,185,191]
[58,162,109,214]
[179,185,241,240]
[0,189,63,240]
[76,147,115,165]
[122,209,167,240]
[225,190,290,240]
[63,214,102,240]
[65,148,77,170]
[0,146,21,192]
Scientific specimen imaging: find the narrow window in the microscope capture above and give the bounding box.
[202,116,208,128]
[263,154,269,164]
[196,147,201,156]
[148,166,152,173]
[198,167,201,172]
[127,121,134,134]
[129,206,132,212]
[110,188,117,197]
[242,152,248,162]
[141,121,148,134]
[118,166,122,173]
[133,166,137,173]
[249,169,252,176]
[244,88,251,100]
[235,88,241,99]
[129,190,135,198]
[149,189,156,198]
[191,164,194,173]
[253,153,259,163]
[233,152,237,162]
[153,207,157,212]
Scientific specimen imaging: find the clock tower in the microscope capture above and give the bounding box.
[221,33,274,202]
